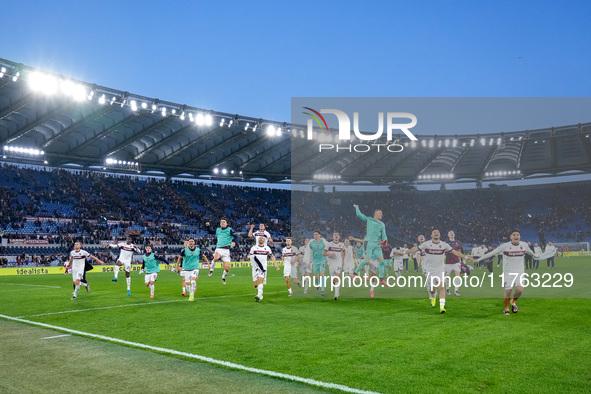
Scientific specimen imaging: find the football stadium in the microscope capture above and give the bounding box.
[1,4,591,393]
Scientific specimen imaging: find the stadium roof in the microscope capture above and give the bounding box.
[1,58,591,185]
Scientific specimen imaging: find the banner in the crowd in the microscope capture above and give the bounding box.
[8,239,50,246]
[25,217,72,223]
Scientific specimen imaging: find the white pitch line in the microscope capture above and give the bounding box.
[19,291,283,318]
[0,283,61,288]
[0,313,379,394]
[43,334,72,339]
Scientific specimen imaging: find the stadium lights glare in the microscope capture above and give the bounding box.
[0,67,6,78]
[213,168,219,174]
[266,125,276,136]
[222,169,227,175]
[276,127,282,136]
[195,113,205,126]
[141,102,148,110]
[130,100,138,112]
[205,114,213,126]
[110,96,116,105]
[3,146,45,156]
[12,71,20,82]
[161,107,167,117]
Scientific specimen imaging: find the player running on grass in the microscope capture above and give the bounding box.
[300,238,313,294]
[249,235,279,302]
[140,244,170,299]
[65,241,104,300]
[323,232,346,300]
[475,229,543,315]
[282,237,301,297]
[444,230,464,297]
[404,229,473,313]
[108,236,142,296]
[343,238,356,277]
[249,223,273,246]
[305,231,328,296]
[206,218,238,285]
[349,235,381,298]
[351,205,388,293]
[176,238,209,302]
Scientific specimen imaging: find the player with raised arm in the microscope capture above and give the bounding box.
[108,236,141,295]
[140,244,170,298]
[249,223,273,246]
[444,230,464,297]
[349,235,380,297]
[405,229,473,313]
[65,241,104,300]
[206,218,238,284]
[323,232,345,300]
[175,238,209,301]
[249,235,279,302]
[351,204,388,294]
[282,237,301,297]
[476,229,540,315]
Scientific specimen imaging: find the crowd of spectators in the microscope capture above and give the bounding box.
[1,163,590,265]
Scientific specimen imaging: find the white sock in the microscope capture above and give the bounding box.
[182,285,186,293]
[190,280,196,296]
[80,282,88,288]
[288,288,293,295]
[210,262,216,271]
[149,284,154,295]
[222,270,228,279]
[74,285,80,297]
[335,285,340,298]
[440,298,446,307]
[126,277,131,290]
[114,265,119,278]
[454,285,459,292]
[257,283,263,297]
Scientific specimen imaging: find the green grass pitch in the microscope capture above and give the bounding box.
[1,257,590,393]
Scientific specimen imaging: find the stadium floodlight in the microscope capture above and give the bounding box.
[195,113,205,126]
[110,96,116,105]
[428,140,434,148]
[205,114,213,126]
[213,168,219,174]
[244,122,250,131]
[171,109,177,115]
[437,140,442,148]
[0,67,5,78]
[12,71,20,82]
[497,138,502,145]
[180,111,185,121]
[276,127,282,136]
[87,90,95,101]
[480,138,486,146]
[470,139,475,147]
[130,100,138,112]
[151,103,158,113]
[266,125,276,137]
[231,170,235,174]
[161,107,167,117]
[141,102,148,110]
[98,94,106,105]
[444,139,450,147]
[510,137,514,141]
[221,168,227,175]
[28,72,58,95]
[452,139,458,147]
[239,171,243,175]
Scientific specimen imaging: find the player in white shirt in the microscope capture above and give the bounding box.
[323,232,345,300]
[65,241,104,300]
[390,244,405,278]
[108,236,142,295]
[249,236,279,302]
[300,238,313,294]
[282,237,301,297]
[343,239,356,277]
[249,223,273,246]
[476,229,539,315]
[545,241,557,269]
[405,229,473,313]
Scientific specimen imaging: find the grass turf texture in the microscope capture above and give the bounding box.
[1,257,590,393]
